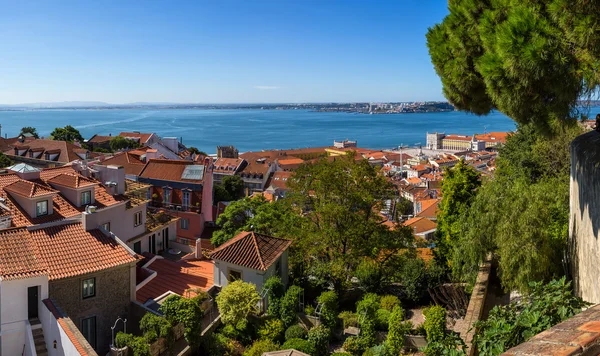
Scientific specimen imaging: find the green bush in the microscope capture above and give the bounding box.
[400,258,427,303]
[216,280,261,331]
[305,305,315,315]
[474,278,589,355]
[258,318,285,343]
[331,353,352,356]
[221,323,254,345]
[200,332,243,356]
[363,343,391,356]
[159,293,206,347]
[423,332,466,356]
[263,276,285,318]
[355,259,383,293]
[129,336,151,356]
[139,313,173,344]
[375,309,391,331]
[356,293,380,347]
[282,338,315,355]
[280,285,303,328]
[243,339,280,356]
[379,295,401,312]
[285,325,307,340]
[317,290,339,329]
[423,305,446,342]
[115,332,133,348]
[339,311,358,329]
[342,336,367,356]
[307,325,330,356]
[387,306,410,354]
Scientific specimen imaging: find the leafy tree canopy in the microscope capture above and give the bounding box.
[188,146,208,157]
[215,280,260,331]
[427,0,600,129]
[0,153,13,169]
[110,136,140,151]
[214,175,245,203]
[49,125,84,143]
[20,126,39,139]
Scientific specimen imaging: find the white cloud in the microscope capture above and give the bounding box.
[254,86,280,90]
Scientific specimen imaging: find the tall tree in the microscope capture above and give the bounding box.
[49,125,84,143]
[20,127,39,139]
[214,175,245,202]
[436,159,481,263]
[427,0,600,129]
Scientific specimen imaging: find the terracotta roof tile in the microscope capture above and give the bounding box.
[47,173,98,189]
[0,222,136,281]
[87,134,113,143]
[4,180,57,198]
[403,216,437,234]
[269,171,293,190]
[210,231,292,271]
[139,159,206,183]
[119,132,153,144]
[136,258,214,303]
[99,152,146,176]
[4,139,91,163]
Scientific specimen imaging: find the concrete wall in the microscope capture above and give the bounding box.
[82,202,147,242]
[0,276,49,356]
[49,264,134,355]
[569,130,600,303]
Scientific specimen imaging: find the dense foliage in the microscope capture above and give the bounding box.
[0,153,13,168]
[386,306,409,354]
[188,146,207,157]
[317,291,339,329]
[159,292,207,347]
[214,175,246,203]
[263,276,285,318]
[50,125,84,142]
[307,325,331,356]
[285,325,307,341]
[280,285,303,328]
[216,280,261,331]
[20,126,39,138]
[474,278,588,355]
[258,318,285,343]
[427,0,600,130]
[356,293,380,348]
[109,136,140,151]
[243,339,279,356]
[281,338,315,355]
[452,124,582,291]
[423,305,446,343]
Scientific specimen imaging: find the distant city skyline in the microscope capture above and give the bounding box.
[0,1,449,104]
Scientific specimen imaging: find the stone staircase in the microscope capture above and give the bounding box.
[30,318,48,356]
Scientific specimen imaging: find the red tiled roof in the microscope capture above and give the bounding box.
[0,222,136,281]
[98,152,146,176]
[270,171,293,190]
[30,222,137,280]
[213,158,245,173]
[87,134,113,144]
[47,173,98,189]
[210,231,292,271]
[4,139,93,163]
[405,177,422,185]
[4,180,57,198]
[475,132,508,144]
[411,164,430,172]
[416,199,440,219]
[136,258,214,303]
[139,159,205,183]
[0,228,48,280]
[443,135,473,142]
[403,216,437,234]
[119,132,153,144]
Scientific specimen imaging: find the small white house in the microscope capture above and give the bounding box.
[210,231,292,291]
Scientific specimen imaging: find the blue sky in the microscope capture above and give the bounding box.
[0,1,449,104]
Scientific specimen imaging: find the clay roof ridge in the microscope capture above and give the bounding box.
[250,232,266,270]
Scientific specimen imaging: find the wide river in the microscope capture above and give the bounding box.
[0,109,521,153]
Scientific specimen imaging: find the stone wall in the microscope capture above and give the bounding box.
[456,256,492,356]
[569,130,600,304]
[502,305,600,355]
[49,264,134,355]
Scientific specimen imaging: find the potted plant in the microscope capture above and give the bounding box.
[195,202,201,213]
[110,332,131,356]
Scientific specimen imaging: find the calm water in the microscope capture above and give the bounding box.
[0,109,520,153]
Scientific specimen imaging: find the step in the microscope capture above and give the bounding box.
[37,352,48,356]
[32,328,44,336]
[35,343,47,352]
[29,318,42,330]
[34,335,45,344]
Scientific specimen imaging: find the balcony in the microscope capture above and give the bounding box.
[148,201,201,214]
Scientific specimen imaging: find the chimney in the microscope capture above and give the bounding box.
[105,165,125,195]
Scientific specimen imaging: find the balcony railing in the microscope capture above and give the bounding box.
[149,201,201,213]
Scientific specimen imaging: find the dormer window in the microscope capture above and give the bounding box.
[81,191,91,205]
[36,201,48,217]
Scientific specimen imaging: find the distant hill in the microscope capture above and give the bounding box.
[0,101,112,108]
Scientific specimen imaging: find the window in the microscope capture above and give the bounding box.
[36,201,48,217]
[180,218,189,230]
[82,278,95,299]
[228,269,242,282]
[182,191,190,209]
[134,211,142,227]
[163,188,171,204]
[81,191,91,205]
[101,222,110,232]
[81,316,96,349]
[133,241,141,254]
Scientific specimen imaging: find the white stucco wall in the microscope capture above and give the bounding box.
[82,202,147,242]
[0,275,49,356]
[127,220,177,255]
[213,251,289,291]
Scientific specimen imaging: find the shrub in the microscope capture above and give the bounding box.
[423,332,466,356]
[356,259,383,293]
[317,290,339,329]
[363,343,391,356]
[258,318,285,343]
[305,305,315,315]
[280,285,303,328]
[115,332,133,348]
[285,325,308,341]
[263,276,285,318]
[356,293,380,347]
[221,323,254,346]
[379,295,401,312]
[307,325,330,356]
[129,336,151,356]
[216,280,261,330]
[200,332,243,356]
[423,305,446,342]
[159,293,206,347]
[243,339,279,356]
[139,313,173,344]
[338,311,358,329]
[342,336,366,356]
[387,306,410,354]
[331,353,352,356]
[375,309,391,331]
[400,258,427,303]
[282,338,315,355]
